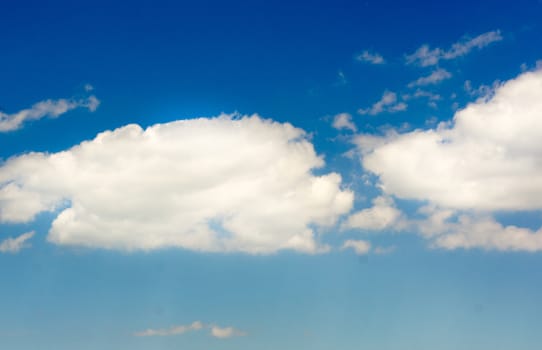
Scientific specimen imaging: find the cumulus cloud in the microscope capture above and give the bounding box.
[406,30,502,67]
[408,69,452,87]
[134,321,245,339]
[431,215,542,252]
[358,91,407,115]
[343,196,401,230]
[332,113,357,132]
[342,239,371,255]
[0,231,35,254]
[0,96,100,132]
[0,115,353,254]
[356,50,385,64]
[355,68,542,251]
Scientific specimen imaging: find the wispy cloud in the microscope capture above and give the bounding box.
[335,70,348,86]
[134,322,246,339]
[358,91,407,115]
[408,68,452,87]
[332,113,357,132]
[406,30,502,67]
[464,79,502,100]
[0,231,35,254]
[356,50,385,64]
[0,95,100,132]
[210,326,248,339]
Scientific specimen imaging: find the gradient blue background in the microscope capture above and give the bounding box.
[1,0,542,349]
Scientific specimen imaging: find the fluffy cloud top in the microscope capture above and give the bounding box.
[406,30,502,67]
[0,115,353,254]
[0,96,100,132]
[0,231,35,254]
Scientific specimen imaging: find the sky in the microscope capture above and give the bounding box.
[1,0,542,349]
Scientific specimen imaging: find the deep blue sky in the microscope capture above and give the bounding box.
[2,1,542,349]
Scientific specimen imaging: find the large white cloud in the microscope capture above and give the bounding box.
[358,69,542,211]
[354,68,542,251]
[0,115,353,254]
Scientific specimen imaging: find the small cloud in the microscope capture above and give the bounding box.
[332,113,357,132]
[335,70,348,86]
[84,84,94,92]
[356,50,385,64]
[134,322,246,339]
[342,239,371,255]
[210,326,247,339]
[408,68,452,87]
[413,89,441,101]
[0,95,100,132]
[358,91,407,115]
[0,231,35,254]
[406,30,502,66]
[134,321,204,337]
[343,196,402,231]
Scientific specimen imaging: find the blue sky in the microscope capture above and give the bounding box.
[2,0,542,349]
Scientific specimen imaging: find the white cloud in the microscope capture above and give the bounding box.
[343,196,401,230]
[210,325,247,339]
[0,231,35,254]
[332,113,357,132]
[134,321,245,339]
[358,91,407,115]
[408,68,452,87]
[135,321,204,337]
[0,96,100,132]
[406,30,502,67]
[342,239,371,255]
[355,68,542,251]
[359,69,542,211]
[356,50,385,64]
[84,84,94,92]
[432,215,542,252]
[0,115,353,254]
